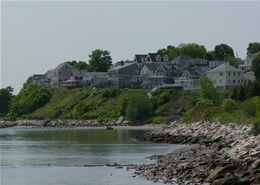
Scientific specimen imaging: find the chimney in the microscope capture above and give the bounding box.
[121,60,124,66]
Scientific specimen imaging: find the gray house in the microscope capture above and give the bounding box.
[49,62,77,87]
[207,63,245,90]
[83,71,109,89]
[141,64,174,89]
[107,63,140,88]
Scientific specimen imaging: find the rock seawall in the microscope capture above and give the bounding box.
[135,122,260,185]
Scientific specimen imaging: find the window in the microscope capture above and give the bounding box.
[219,72,223,76]
[59,79,63,82]
[65,66,68,69]
[234,72,235,76]
[233,80,235,83]
[156,55,161,61]
[59,71,63,75]
[229,72,230,76]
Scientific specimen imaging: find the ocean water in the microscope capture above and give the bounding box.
[0,128,183,185]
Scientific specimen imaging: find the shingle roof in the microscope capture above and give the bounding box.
[207,63,243,73]
[142,63,160,71]
[171,54,193,63]
[134,54,147,63]
[53,62,76,71]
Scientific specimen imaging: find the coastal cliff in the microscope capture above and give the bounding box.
[135,122,260,185]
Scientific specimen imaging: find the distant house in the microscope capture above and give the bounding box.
[107,63,140,88]
[207,63,245,90]
[32,74,46,86]
[50,62,77,87]
[61,69,87,89]
[133,54,148,67]
[174,70,202,91]
[209,61,229,69]
[170,54,193,70]
[238,51,260,71]
[145,53,170,63]
[141,64,174,89]
[83,71,109,89]
[243,71,255,82]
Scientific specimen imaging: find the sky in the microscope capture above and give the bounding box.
[1,1,260,95]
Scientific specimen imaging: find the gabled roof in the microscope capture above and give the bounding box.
[33,74,45,80]
[207,63,243,73]
[53,62,76,71]
[171,54,193,63]
[141,63,160,71]
[147,53,169,62]
[134,54,148,63]
[108,63,136,71]
[71,69,87,77]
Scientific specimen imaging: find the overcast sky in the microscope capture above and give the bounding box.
[1,1,260,94]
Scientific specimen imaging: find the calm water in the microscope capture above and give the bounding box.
[0,128,183,185]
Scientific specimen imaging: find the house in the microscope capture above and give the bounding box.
[188,58,210,74]
[238,51,260,71]
[170,54,194,70]
[243,71,255,82]
[145,53,170,63]
[83,71,109,89]
[207,63,245,90]
[133,54,148,67]
[61,69,87,89]
[140,63,160,75]
[32,74,47,86]
[141,64,175,89]
[107,62,140,88]
[49,62,77,87]
[174,70,202,90]
[209,61,229,69]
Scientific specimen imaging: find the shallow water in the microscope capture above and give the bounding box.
[0,128,183,185]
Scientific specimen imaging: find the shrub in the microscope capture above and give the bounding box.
[242,99,256,117]
[222,98,237,113]
[250,121,260,136]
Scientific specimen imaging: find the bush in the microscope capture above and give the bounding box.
[242,99,256,117]
[250,121,260,136]
[222,98,237,113]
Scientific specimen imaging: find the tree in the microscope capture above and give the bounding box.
[88,49,112,72]
[224,55,237,66]
[214,43,234,60]
[67,60,89,70]
[0,86,13,116]
[157,43,207,60]
[247,42,260,54]
[178,43,207,59]
[204,51,215,61]
[252,53,260,80]
[199,77,221,106]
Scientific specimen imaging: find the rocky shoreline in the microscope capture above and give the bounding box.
[0,119,132,129]
[134,121,260,185]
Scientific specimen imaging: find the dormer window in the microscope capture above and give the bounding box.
[164,56,169,61]
[156,55,161,61]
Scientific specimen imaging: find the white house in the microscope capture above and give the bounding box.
[207,63,246,90]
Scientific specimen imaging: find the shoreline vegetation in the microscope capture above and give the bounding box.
[1,119,260,184]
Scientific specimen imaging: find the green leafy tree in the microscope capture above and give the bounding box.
[157,43,207,60]
[230,86,238,100]
[7,85,51,120]
[199,77,221,106]
[252,53,260,80]
[178,43,207,59]
[88,49,112,72]
[214,43,234,60]
[125,94,150,120]
[247,42,260,54]
[204,50,215,61]
[224,55,237,66]
[67,60,89,70]
[237,85,246,101]
[0,86,13,116]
